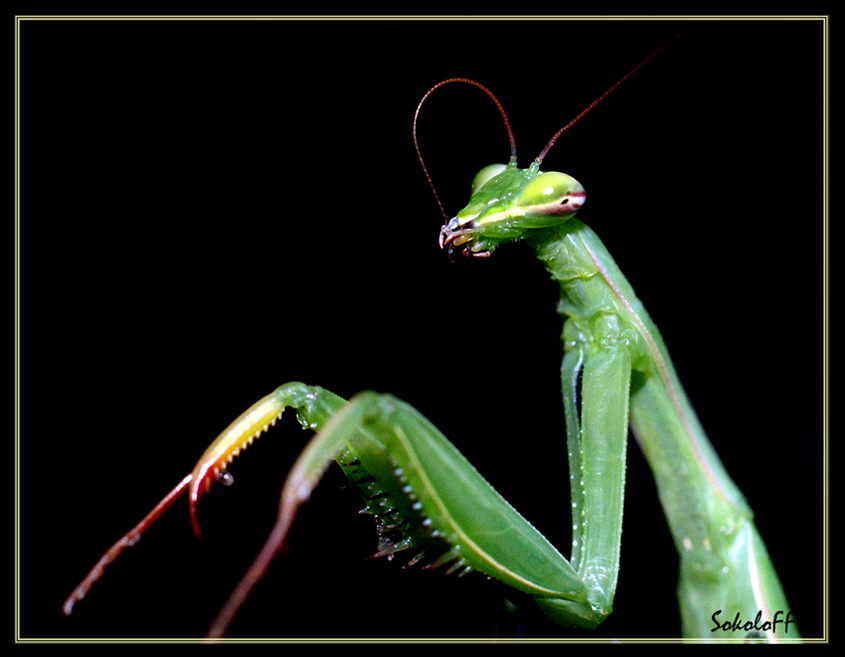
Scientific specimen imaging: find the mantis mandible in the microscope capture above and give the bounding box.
[61,32,801,641]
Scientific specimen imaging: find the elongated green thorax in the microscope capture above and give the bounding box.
[442,163,797,638]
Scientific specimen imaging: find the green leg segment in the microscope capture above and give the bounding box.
[537,335,631,628]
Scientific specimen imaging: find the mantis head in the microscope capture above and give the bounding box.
[417,46,680,259]
[439,159,585,258]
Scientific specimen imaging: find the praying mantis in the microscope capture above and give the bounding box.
[28,18,816,640]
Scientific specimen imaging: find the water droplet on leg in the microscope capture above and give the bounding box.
[216,470,235,487]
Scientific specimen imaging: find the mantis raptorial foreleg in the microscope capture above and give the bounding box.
[546,321,632,621]
[152,375,631,636]
[63,347,637,637]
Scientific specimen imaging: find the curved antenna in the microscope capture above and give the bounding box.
[535,29,687,165]
[413,78,517,224]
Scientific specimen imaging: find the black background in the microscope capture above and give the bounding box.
[19,17,822,641]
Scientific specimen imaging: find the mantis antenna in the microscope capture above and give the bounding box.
[413,78,517,225]
[535,29,687,164]
[413,29,687,226]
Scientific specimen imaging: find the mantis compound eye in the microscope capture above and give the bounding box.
[518,171,585,218]
[469,163,508,197]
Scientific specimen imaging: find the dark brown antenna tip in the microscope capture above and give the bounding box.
[413,78,517,225]
[535,28,688,165]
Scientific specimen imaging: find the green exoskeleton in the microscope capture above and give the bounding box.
[63,40,799,641]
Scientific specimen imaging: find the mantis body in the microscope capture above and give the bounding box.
[59,34,804,641]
